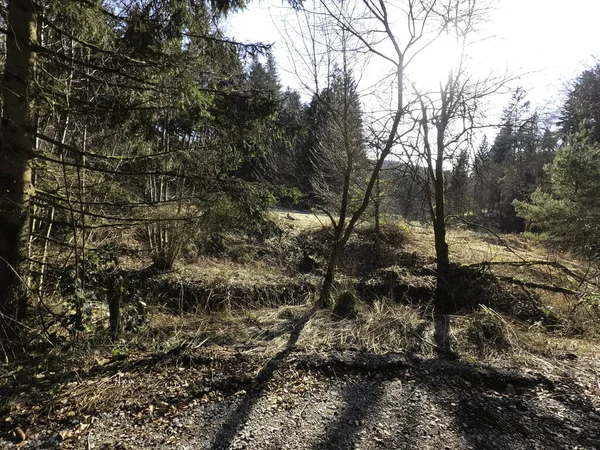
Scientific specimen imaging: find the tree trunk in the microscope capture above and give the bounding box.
[434,127,449,274]
[433,124,450,311]
[318,240,342,308]
[433,206,449,273]
[374,172,381,236]
[0,0,37,326]
[107,276,121,341]
[433,207,450,309]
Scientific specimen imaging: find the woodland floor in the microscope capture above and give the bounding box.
[1,338,599,449]
[1,212,600,449]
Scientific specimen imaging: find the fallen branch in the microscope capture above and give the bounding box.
[496,275,582,296]
[445,216,526,262]
[468,260,594,287]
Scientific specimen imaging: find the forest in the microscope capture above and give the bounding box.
[0,0,599,449]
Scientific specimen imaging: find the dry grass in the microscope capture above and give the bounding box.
[405,221,590,270]
[130,299,599,364]
[296,300,427,354]
[7,211,600,434]
[15,212,600,376]
[131,216,599,361]
[273,209,332,232]
[8,298,599,430]
[130,301,429,358]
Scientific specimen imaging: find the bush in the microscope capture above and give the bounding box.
[332,291,358,319]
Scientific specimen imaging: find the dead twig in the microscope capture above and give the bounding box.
[446,216,526,262]
[468,260,596,288]
[496,275,583,296]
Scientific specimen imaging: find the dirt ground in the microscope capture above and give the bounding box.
[2,326,599,450]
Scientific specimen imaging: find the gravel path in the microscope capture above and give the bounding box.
[2,349,599,450]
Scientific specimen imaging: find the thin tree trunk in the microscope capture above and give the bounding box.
[433,121,450,311]
[420,100,450,274]
[37,206,55,296]
[434,138,449,273]
[433,213,449,272]
[374,171,381,236]
[0,0,37,326]
[319,238,342,307]
[108,275,121,341]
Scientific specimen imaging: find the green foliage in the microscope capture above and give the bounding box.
[514,123,600,249]
[307,67,368,211]
[475,89,556,232]
[56,246,119,333]
[513,191,577,232]
[560,61,600,142]
[581,293,600,310]
[550,122,600,202]
[447,149,470,216]
[200,180,278,238]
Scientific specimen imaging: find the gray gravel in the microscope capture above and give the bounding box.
[2,350,599,450]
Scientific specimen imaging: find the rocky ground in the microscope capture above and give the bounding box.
[2,336,599,450]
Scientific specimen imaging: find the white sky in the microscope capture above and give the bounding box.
[226,0,599,120]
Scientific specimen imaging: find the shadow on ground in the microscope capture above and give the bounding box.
[209,313,311,450]
[1,312,598,450]
[200,312,596,450]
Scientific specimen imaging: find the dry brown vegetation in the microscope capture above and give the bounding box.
[2,211,600,448]
[16,210,600,365]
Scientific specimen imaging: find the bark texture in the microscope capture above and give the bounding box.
[0,0,37,324]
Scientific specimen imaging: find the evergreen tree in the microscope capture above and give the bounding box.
[0,0,37,324]
[0,0,284,332]
[310,67,367,215]
[515,61,600,250]
[447,149,470,216]
[559,61,600,143]
[484,90,555,231]
[257,88,307,195]
[296,92,329,197]
[514,122,600,249]
[472,136,493,217]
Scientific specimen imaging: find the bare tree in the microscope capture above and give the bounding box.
[399,0,510,295]
[288,0,481,305]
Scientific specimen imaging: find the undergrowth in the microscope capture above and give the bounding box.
[3,214,599,378]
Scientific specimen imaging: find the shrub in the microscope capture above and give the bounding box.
[332,291,358,319]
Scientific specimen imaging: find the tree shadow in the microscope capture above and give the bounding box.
[306,351,596,449]
[313,381,385,450]
[416,357,596,450]
[3,308,598,450]
[433,313,456,358]
[208,313,311,450]
[311,374,424,450]
[302,307,596,450]
[424,309,595,448]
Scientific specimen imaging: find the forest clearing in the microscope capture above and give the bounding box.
[1,0,600,449]
[1,212,600,449]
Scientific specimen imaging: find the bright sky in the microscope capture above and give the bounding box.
[227,0,599,119]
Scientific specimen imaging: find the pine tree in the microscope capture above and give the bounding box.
[485,90,554,232]
[514,122,600,249]
[0,0,38,324]
[0,0,285,334]
[310,67,367,215]
[560,61,600,143]
[447,149,470,216]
